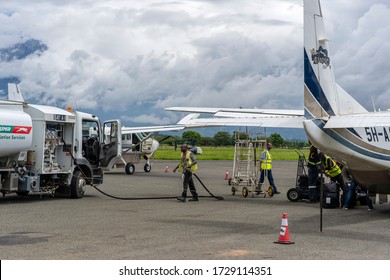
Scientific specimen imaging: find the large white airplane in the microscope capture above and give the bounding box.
[7,83,186,175]
[166,0,390,195]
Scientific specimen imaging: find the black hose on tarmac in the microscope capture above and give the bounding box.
[91,185,177,200]
[91,173,224,201]
[193,173,224,200]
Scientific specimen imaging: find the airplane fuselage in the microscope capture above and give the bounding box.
[304,120,390,194]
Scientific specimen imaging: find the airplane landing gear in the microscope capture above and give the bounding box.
[125,163,135,175]
[144,163,151,173]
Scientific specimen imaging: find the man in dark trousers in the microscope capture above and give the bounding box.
[173,144,199,202]
[257,142,280,194]
[307,145,321,203]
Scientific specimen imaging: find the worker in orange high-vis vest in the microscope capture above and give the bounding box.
[257,142,280,194]
[173,144,199,202]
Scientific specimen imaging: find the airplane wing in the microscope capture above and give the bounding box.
[166,107,304,116]
[166,108,304,128]
[324,111,390,128]
[121,125,185,134]
[120,114,201,134]
[178,116,304,128]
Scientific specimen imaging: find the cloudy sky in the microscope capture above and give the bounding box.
[0,0,389,129]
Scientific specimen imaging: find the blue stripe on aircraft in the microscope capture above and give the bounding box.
[313,119,390,161]
[304,49,335,117]
[347,128,361,139]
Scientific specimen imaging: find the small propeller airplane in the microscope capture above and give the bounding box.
[166,0,390,196]
[113,125,183,175]
[7,83,187,175]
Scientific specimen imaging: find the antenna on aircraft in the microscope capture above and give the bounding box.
[371,96,376,112]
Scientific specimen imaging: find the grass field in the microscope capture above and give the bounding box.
[154,145,309,160]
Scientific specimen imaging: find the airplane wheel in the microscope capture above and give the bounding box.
[242,187,248,198]
[144,163,151,173]
[125,163,135,175]
[267,186,274,197]
[287,188,300,202]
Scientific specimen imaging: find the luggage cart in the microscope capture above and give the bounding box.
[286,150,321,202]
[229,131,273,198]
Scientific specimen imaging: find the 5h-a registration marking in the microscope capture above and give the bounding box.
[365,127,390,142]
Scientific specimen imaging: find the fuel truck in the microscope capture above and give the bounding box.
[0,99,121,198]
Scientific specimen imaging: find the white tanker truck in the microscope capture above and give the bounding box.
[0,99,121,198]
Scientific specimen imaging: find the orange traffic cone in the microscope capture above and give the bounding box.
[225,170,229,180]
[274,213,295,245]
[165,164,169,173]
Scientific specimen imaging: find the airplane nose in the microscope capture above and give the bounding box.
[152,139,159,151]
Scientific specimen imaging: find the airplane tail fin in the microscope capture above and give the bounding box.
[304,0,366,120]
[7,83,25,102]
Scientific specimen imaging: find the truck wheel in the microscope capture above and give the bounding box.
[144,163,151,173]
[71,170,86,198]
[125,163,135,175]
[287,188,300,202]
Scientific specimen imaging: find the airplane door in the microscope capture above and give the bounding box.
[100,119,122,169]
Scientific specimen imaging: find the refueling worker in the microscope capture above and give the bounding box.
[256,142,280,194]
[173,144,199,202]
[307,145,321,203]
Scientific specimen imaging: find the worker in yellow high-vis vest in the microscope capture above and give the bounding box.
[173,144,199,202]
[257,142,280,194]
[320,153,347,199]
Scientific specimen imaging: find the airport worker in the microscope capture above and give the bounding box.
[343,177,374,211]
[173,144,199,202]
[320,153,347,200]
[307,145,321,203]
[256,142,280,194]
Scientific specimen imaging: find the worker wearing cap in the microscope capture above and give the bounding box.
[257,142,280,194]
[173,144,199,202]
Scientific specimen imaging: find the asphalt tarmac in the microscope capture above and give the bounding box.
[1,160,390,260]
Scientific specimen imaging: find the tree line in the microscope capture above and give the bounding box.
[155,130,308,149]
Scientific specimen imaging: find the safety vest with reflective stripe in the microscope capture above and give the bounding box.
[260,150,272,170]
[178,151,198,172]
[323,155,341,177]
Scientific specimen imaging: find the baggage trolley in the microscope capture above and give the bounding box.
[286,150,321,202]
[228,132,274,198]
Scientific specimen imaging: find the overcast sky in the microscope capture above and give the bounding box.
[1,0,389,127]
